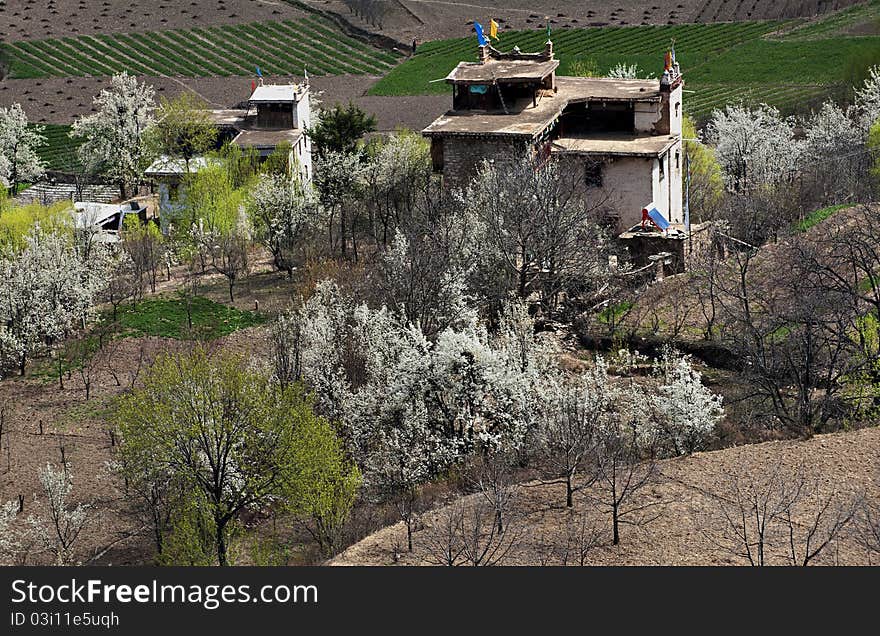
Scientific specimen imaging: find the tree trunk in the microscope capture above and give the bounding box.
[566,476,573,508]
[228,280,235,303]
[216,521,228,566]
[612,505,620,545]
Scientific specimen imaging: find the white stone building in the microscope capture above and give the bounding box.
[211,82,313,183]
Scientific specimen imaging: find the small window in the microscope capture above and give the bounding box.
[585,161,603,188]
[675,151,680,171]
[675,102,680,118]
[658,156,666,181]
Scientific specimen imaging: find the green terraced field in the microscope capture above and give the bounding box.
[369,9,880,118]
[33,124,81,172]
[2,15,402,79]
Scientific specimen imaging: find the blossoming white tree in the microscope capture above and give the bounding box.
[854,65,880,133]
[71,72,156,199]
[0,103,45,194]
[706,103,802,192]
[28,463,91,566]
[536,359,617,507]
[0,226,109,376]
[0,499,30,565]
[650,350,724,456]
[250,172,320,278]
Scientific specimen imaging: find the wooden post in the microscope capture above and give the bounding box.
[18,494,23,513]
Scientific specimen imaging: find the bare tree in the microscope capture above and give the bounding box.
[468,450,518,534]
[562,508,604,566]
[587,412,661,546]
[713,234,864,437]
[854,496,880,561]
[780,485,860,566]
[422,500,466,566]
[701,463,859,566]
[456,498,520,566]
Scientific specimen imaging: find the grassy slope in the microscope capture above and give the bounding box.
[369,3,880,116]
[33,124,81,172]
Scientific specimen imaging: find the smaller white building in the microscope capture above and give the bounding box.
[211,82,313,183]
[72,200,147,242]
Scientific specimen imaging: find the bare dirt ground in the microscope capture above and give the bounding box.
[332,425,880,566]
[0,74,449,132]
[306,0,865,43]
[0,0,306,43]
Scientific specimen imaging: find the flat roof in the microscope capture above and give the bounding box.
[232,128,303,149]
[209,109,249,126]
[551,133,678,158]
[559,76,661,102]
[248,84,303,103]
[446,59,560,84]
[422,76,663,139]
[145,155,212,177]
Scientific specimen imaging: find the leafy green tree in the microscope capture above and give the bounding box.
[152,93,218,173]
[869,118,880,184]
[261,141,294,177]
[284,414,361,558]
[116,348,357,565]
[683,115,724,223]
[0,200,72,254]
[155,490,222,566]
[116,349,302,565]
[307,102,377,157]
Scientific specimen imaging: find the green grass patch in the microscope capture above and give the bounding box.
[115,296,266,340]
[597,301,634,325]
[686,36,880,85]
[792,204,853,233]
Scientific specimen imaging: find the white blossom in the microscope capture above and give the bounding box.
[0,225,110,376]
[854,65,880,133]
[250,172,319,276]
[28,463,91,566]
[802,101,862,158]
[0,103,45,191]
[71,73,156,197]
[705,103,802,192]
[649,350,724,456]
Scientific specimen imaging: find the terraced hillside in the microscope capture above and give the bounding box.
[0,0,307,42]
[305,0,865,43]
[370,9,880,117]
[1,15,402,79]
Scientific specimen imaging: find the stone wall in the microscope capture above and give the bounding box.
[437,136,529,189]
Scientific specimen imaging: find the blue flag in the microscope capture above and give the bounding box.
[255,66,263,78]
[474,21,488,46]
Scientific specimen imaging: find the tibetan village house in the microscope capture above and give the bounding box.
[423,40,700,271]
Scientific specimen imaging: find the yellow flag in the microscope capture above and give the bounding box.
[490,19,499,40]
